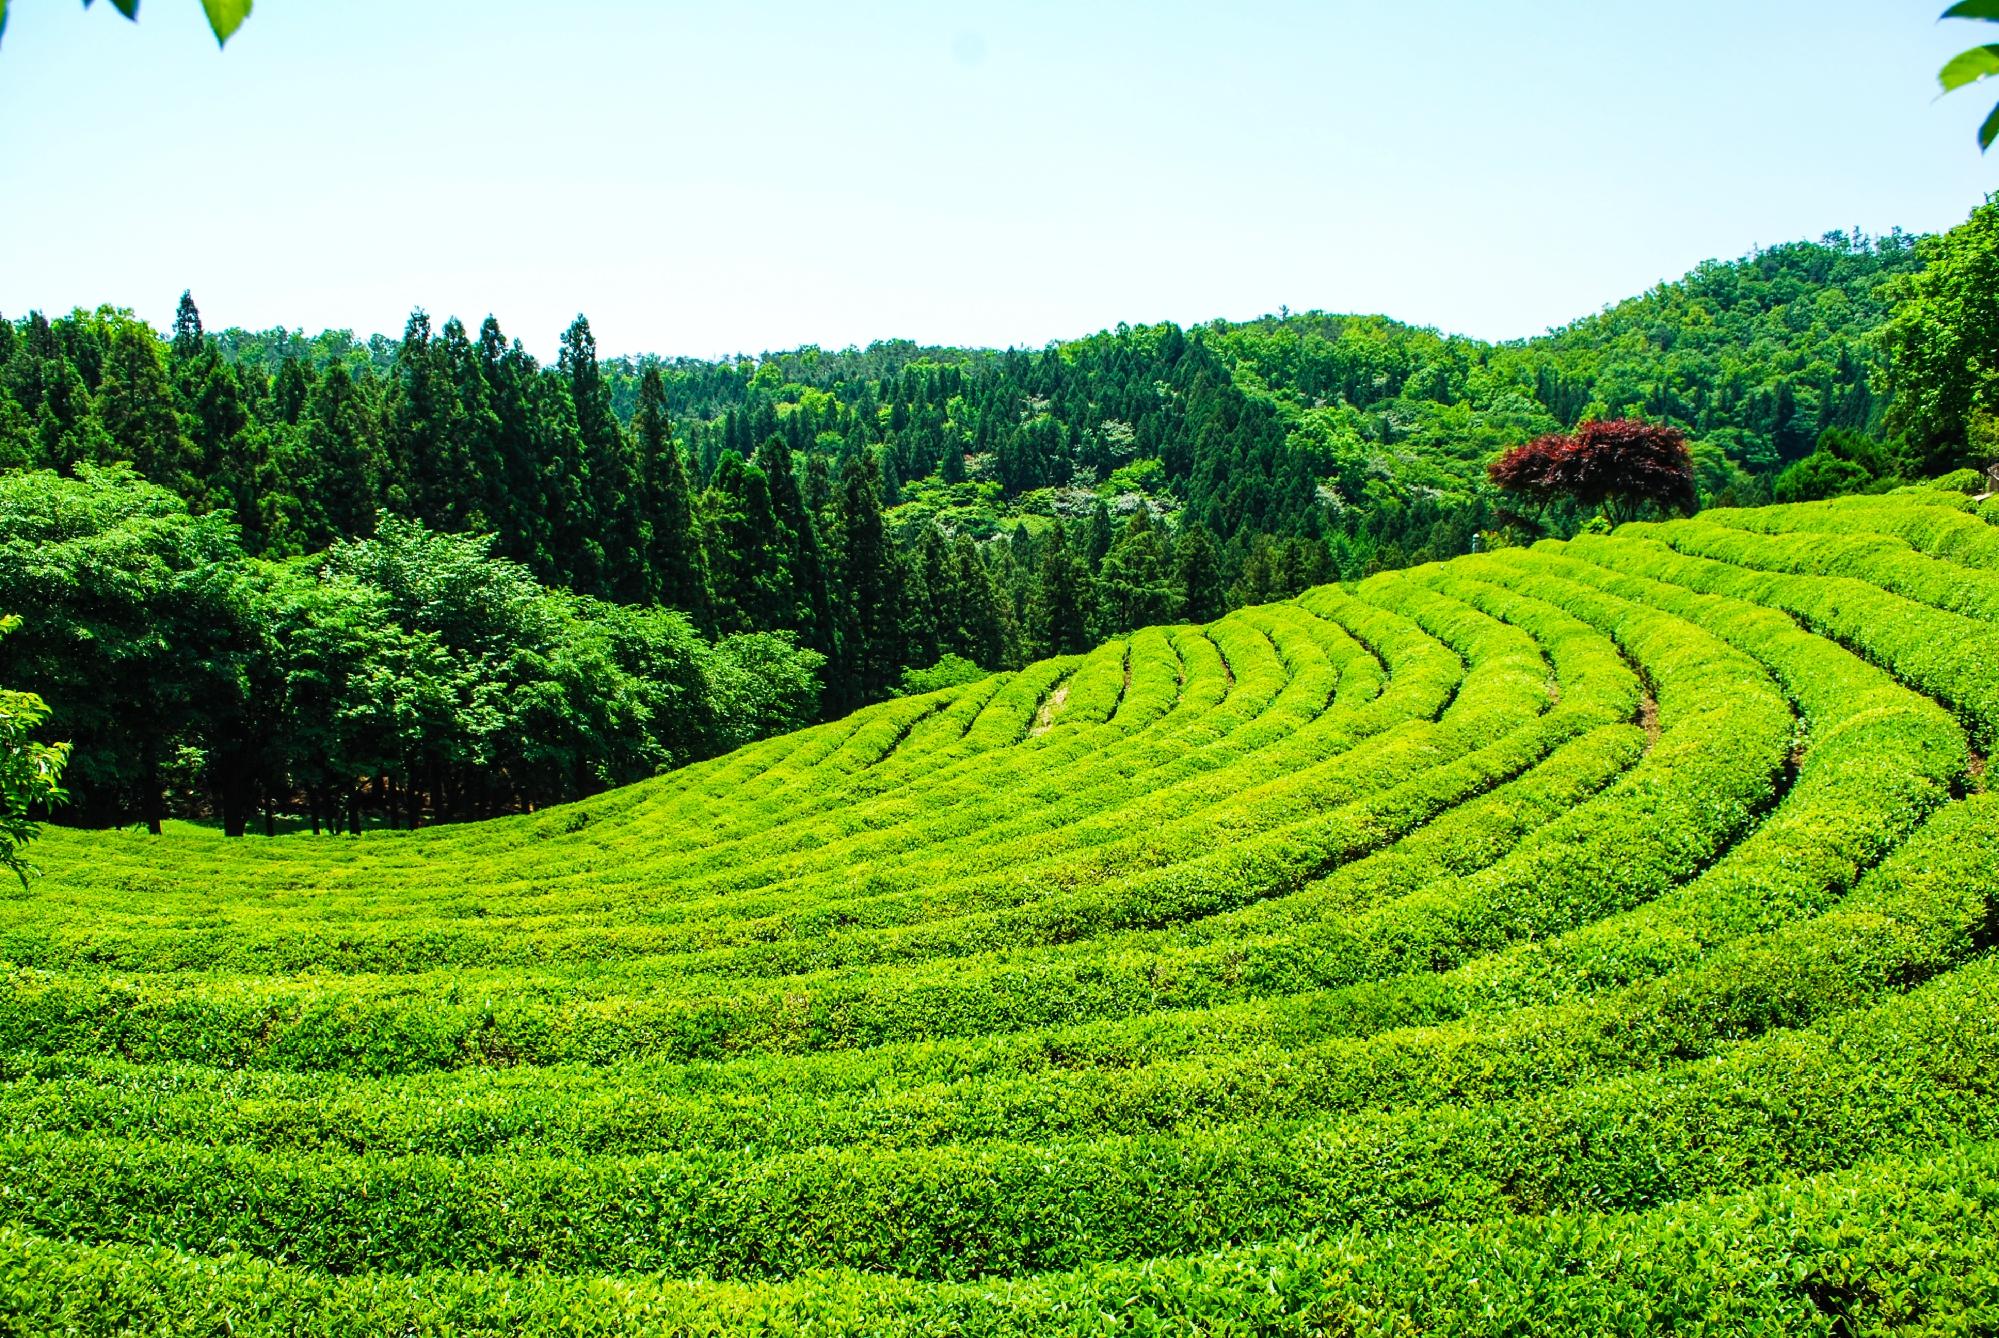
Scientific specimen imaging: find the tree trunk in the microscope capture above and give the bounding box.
[141,744,163,836]
[219,765,248,839]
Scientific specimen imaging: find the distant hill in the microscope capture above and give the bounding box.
[0,229,1936,741]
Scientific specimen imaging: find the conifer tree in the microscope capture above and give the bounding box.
[170,290,204,363]
[189,355,263,549]
[560,315,645,601]
[1030,520,1091,658]
[835,449,901,706]
[939,436,967,485]
[754,432,835,655]
[293,364,383,548]
[94,319,198,494]
[1092,509,1177,635]
[527,371,591,589]
[382,310,471,528]
[950,536,1012,668]
[438,317,505,535]
[1174,522,1227,625]
[475,317,548,572]
[633,363,711,626]
[1082,499,1114,569]
[703,452,786,635]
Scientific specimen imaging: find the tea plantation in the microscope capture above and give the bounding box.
[4,488,1999,1335]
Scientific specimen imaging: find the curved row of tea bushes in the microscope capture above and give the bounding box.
[0,1140,1992,1336]
[4,792,1988,1168]
[4,927,1997,1281]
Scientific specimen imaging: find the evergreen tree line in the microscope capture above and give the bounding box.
[0,298,1466,722]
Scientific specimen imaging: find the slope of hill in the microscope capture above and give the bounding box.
[2,488,1998,1333]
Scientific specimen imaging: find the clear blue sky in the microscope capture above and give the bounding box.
[1,0,1993,360]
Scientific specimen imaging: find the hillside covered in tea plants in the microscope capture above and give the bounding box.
[2,485,1997,1333]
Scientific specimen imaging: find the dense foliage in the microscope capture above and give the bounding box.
[6,214,1998,831]
[1488,418,1697,526]
[0,487,1994,1332]
[0,616,67,881]
[0,467,821,832]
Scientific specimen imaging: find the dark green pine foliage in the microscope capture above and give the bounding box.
[437,318,507,538]
[560,316,646,602]
[939,434,967,484]
[632,363,711,627]
[1082,499,1114,569]
[1093,509,1178,636]
[899,528,944,671]
[805,452,837,538]
[703,452,786,636]
[292,364,383,549]
[268,357,310,429]
[382,310,470,528]
[1174,522,1227,625]
[475,318,550,574]
[1030,520,1092,658]
[834,449,902,707]
[170,290,204,362]
[950,537,1014,668]
[753,432,836,657]
[187,352,265,551]
[94,320,199,494]
[525,371,591,587]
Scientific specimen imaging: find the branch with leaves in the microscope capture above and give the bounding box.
[0,616,68,885]
[1941,1,1999,151]
[0,0,251,50]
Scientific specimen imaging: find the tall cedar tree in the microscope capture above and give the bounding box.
[560,316,647,602]
[1094,509,1178,636]
[475,317,549,573]
[1031,520,1092,658]
[1175,523,1227,625]
[295,364,383,548]
[835,449,901,706]
[633,364,712,625]
[703,452,787,635]
[95,321,199,496]
[754,432,837,656]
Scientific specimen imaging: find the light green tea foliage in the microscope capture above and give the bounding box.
[4,491,1999,1334]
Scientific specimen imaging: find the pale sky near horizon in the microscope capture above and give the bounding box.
[1,0,1994,361]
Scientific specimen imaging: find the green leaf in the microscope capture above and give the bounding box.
[1942,0,1999,19]
[199,0,249,46]
[107,0,140,19]
[1940,44,1999,92]
[1981,99,1999,150]
[0,0,8,49]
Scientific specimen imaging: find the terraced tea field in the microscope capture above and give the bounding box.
[5,489,1999,1334]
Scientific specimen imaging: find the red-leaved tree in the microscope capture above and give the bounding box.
[1487,419,1696,526]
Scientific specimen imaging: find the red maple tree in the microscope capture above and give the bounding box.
[1487,419,1696,526]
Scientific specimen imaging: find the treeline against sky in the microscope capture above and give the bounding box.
[0,221,1985,830]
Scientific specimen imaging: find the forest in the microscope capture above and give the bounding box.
[0,203,1992,832]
